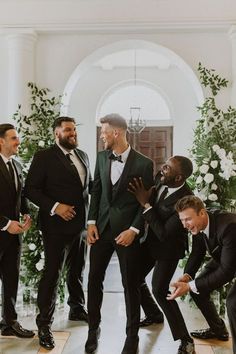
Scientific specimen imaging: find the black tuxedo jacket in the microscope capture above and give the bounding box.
[88,148,153,236]
[143,175,193,260]
[0,156,28,237]
[25,144,92,235]
[185,211,236,294]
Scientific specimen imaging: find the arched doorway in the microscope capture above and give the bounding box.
[61,39,204,172]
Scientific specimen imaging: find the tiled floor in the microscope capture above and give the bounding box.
[0,255,233,353]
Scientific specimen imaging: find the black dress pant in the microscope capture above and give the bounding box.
[0,233,21,325]
[36,230,85,327]
[189,259,226,332]
[87,225,141,338]
[140,242,190,341]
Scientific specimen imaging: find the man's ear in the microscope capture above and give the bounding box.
[175,174,183,183]
[113,129,119,138]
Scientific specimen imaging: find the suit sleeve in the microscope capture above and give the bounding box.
[88,155,102,221]
[0,216,9,229]
[196,224,236,294]
[184,234,206,279]
[143,208,183,242]
[130,158,154,231]
[25,151,57,213]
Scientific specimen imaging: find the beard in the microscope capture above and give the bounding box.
[58,135,78,150]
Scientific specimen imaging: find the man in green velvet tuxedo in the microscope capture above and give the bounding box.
[85,114,153,354]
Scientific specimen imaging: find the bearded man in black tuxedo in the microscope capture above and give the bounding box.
[85,114,153,354]
[25,117,92,350]
[129,155,195,354]
[0,123,34,338]
[168,196,235,353]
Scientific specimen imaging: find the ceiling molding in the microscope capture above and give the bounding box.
[0,20,235,35]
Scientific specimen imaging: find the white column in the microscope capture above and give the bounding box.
[229,25,236,108]
[6,29,37,118]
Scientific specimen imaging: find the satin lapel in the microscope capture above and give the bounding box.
[74,149,88,189]
[111,148,135,201]
[104,152,112,202]
[53,145,82,184]
[208,212,217,250]
[12,159,22,197]
[0,156,15,192]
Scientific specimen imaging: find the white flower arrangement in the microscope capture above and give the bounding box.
[190,64,236,210]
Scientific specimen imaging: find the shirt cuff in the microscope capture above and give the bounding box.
[50,202,59,216]
[87,220,96,225]
[189,280,199,294]
[143,206,152,214]
[1,220,11,231]
[130,226,140,235]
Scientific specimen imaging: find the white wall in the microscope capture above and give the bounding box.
[0,8,234,171]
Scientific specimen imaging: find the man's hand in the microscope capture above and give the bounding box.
[55,203,76,221]
[166,281,190,300]
[87,224,99,245]
[21,214,32,232]
[128,177,154,207]
[7,220,24,234]
[177,273,192,283]
[115,229,137,247]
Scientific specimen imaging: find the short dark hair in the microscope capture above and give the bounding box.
[175,195,205,214]
[0,124,15,138]
[52,116,76,131]
[173,155,193,179]
[100,113,127,130]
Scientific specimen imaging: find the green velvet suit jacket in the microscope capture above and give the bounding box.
[88,148,154,237]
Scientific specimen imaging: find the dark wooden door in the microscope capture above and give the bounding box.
[97,126,172,174]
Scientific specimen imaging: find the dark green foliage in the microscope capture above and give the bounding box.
[13,82,66,303]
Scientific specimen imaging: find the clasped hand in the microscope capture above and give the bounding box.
[55,203,76,221]
[7,214,32,234]
[115,229,136,247]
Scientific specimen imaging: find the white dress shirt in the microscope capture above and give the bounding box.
[50,144,86,216]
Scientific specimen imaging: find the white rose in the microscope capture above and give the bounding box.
[204,173,214,184]
[192,160,198,174]
[212,145,220,152]
[210,160,218,169]
[36,260,44,271]
[211,183,218,190]
[217,148,226,158]
[208,193,218,201]
[196,176,203,184]
[40,252,45,259]
[199,164,209,174]
[28,243,36,251]
[38,140,45,147]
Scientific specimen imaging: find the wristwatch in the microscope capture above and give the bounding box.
[144,203,151,209]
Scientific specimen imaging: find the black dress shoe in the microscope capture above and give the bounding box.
[190,328,229,341]
[121,336,139,354]
[85,327,101,353]
[68,309,88,322]
[1,321,35,338]
[139,314,164,327]
[177,340,195,354]
[38,327,55,350]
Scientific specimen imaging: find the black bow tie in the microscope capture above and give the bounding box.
[109,153,123,163]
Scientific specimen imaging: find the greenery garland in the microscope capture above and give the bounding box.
[13,82,66,303]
